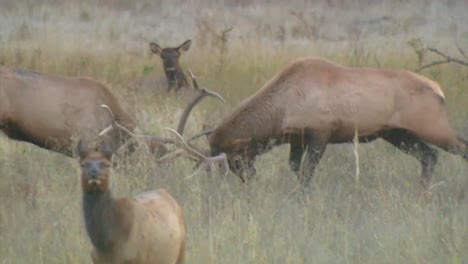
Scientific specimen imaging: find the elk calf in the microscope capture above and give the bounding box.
[78,141,186,264]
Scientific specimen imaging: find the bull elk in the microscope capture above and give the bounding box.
[78,141,186,264]
[0,66,223,158]
[129,40,192,95]
[177,57,468,188]
[0,66,136,156]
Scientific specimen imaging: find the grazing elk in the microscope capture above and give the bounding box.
[129,40,193,95]
[179,57,468,188]
[0,66,223,158]
[78,141,186,264]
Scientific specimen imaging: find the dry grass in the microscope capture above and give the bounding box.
[0,0,467,263]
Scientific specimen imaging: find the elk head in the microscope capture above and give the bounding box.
[149,40,192,92]
[209,137,257,182]
[78,140,113,193]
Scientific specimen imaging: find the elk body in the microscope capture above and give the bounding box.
[205,57,467,187]
[78,141,186,264]
[0,66,136,156]
[129,40,193,96]
[0,65,222,158]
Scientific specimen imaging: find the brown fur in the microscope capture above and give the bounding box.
[79,141,186,264]
[207,57,467,187]
[0,66,136,156]
[129,40,192,96]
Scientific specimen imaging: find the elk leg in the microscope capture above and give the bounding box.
[458,136,468,162]
[299,139,327,188]
[289,144,305,173]
[382,129,438,187]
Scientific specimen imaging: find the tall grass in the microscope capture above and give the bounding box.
[0,1,467,263]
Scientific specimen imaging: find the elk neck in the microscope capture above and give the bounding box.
[167,66,189,89]
[212,95,281,150]
[83,190,130,252]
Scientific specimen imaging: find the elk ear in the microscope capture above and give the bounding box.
[77,140,89,160]
[177,39,192,53]
[149,42,162,55]
[99,143,113,161]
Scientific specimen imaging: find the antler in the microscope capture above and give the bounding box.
[187,69,225,102]
[98,104,217,166]
[99,105,174,144]
[162,127,229,176]
[187,127,215,142]
[176,69,225,135]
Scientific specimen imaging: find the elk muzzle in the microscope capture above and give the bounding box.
[81,161,108,186]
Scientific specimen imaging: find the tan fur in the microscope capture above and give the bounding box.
[0,66,136,156]
[207,57,467,186]
[89,191,186,264]
[79,145,186,264]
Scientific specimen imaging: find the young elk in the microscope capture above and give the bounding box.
[78,141,186,264]
[130,40,192,95]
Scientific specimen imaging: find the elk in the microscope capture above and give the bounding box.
[178,57,468,188]
[78,141,186,264]
[0,66,136,156]
[129,40,192,95]
[0,66,223,158]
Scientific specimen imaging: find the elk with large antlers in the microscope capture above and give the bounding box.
[173,57,468,188]
[78,140,186,264]
[0,66,223,158]
[0,66,135,156]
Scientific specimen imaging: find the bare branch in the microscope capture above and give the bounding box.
[455,38,468,60]
[416,60,453,72]
[416,46,468,72]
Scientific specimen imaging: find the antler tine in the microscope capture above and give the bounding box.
[163,127,229,175]
[162,127,207,160]
[99,105,136,137]
[99,105,116,136]
[202,89,225,103]
[99,105,175,145]
[187,69,200,91]
[176,69,225,136]
[187,128,215,142]
[187,68,225,102]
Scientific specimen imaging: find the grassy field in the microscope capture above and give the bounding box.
[1,0,468,263]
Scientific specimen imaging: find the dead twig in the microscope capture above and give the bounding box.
[416,46,468,72]
[455,38,468,60]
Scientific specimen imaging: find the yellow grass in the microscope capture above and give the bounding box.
[0,0,467,263]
